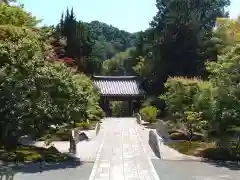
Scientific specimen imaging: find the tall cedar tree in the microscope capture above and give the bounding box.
[56,8,94,74]
[135,0,230,95]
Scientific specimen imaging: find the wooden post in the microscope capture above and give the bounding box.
[129,99,133,116]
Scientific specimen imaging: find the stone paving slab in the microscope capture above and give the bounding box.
[89,117,160,180]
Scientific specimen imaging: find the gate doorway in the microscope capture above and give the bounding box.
[103,100,136,117]
[93,76,144,117]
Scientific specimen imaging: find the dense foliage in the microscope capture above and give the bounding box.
[159,14,240,157]
[86,21,136,59]
[101,47,136,75]
[55,8,95,74]
[161,47,240,145]
[53,9,137,75]
[101,0,230,95]
[161,78,213,122]
[207,45,240,132]
[139,106,158,123]
[111,101,123,117]
[0,4,102,149]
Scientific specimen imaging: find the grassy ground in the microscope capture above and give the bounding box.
[168,141,214,156]
[0,145,72,162]
[38,120,99,141]
[168,141,240,161]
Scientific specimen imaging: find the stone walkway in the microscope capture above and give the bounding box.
[89,117,160,180]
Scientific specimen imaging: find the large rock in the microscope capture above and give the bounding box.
[192,132,205,141]
[47,146,60,153]
[148,130,161,158]
[77,132,89,142]
[156,120,171,142]
[169,130,205,141]
[169,131,189,140]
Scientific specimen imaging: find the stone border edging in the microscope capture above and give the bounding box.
[95,121,101,136]
[88,124,106,180]
[149,130,161,158]
[136,113,142,124]
[135,125,161,180]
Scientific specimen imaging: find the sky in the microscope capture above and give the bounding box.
[18,0,240,33]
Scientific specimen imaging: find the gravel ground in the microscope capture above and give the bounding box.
[152,159,240,180]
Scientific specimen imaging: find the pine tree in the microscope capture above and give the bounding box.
[55,7,94,74]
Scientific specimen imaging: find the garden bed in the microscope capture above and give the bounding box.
[0,145,72,162]
[168,141,240,161]
[38,121,99,141]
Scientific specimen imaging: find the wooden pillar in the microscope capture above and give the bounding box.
[105,99,111,117]
[128,99,133,116]
[99,97,104,111]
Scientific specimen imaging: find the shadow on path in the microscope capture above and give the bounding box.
[0,158,85,175]
[202,159,240,171]
[152,159,240,180]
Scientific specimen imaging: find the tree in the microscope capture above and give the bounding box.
[0,0,16,5]
[101,48,135,75]
[183,111,206,143]
[206,44,240,132]
[131,0,230,95]
[0,5,102,149]
[0,3,40,26]
[215,17,240,46]
[55,8,93,74]
[86,21,136,58]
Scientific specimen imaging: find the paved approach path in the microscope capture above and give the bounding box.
[89,117,160,180]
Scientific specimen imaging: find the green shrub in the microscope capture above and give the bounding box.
[142,96,165,117]
[183,111,207,141]
[87,104,104,121]
[161,53,240,140]
[0,4,40,26]
[80,121,91,130]
[206,45,240,132]
[160,77,213,125]
[0,6,101,148]
[139,106,158,123]
[111,101,123,117]
[47,128,70,141]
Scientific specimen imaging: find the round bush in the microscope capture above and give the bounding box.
[139,106,158,123]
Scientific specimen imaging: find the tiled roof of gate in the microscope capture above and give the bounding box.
[93,76,144,96]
